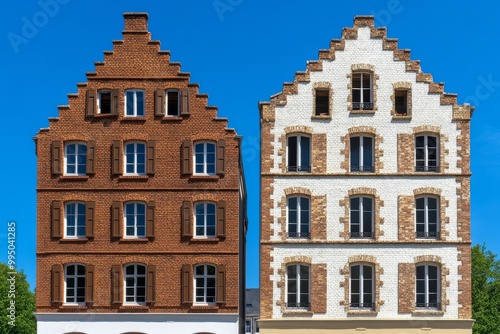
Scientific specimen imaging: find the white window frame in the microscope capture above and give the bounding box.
[349,264,374,309]
[350,136,374,172]
[285,264,310,309]
[193,142,216,176]
[166,89,180,116]
[286,196,310,239]
[64,142,87,176]
[124,202,146,238]
[194,264,216,305]
[415,196,440,239]
[194,202,216,238]
[64,264,86,305]
[124,142,146,176]
[349,196,374,238]
[286,135,311,172]
[416,264,441,309]
[124,264,146,305]
[415,135,439,172]
[98,89,112,114]
[65,202,86,238]
[124,89,145,117]
[352,72,373,110]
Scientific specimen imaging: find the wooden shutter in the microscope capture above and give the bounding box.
[217,201,226,238]
[181,201,192,237]
[181,140,192,175]
[154,89,165,116]
[86,89,96,117]
[216,265,226,304]
[51,141,62,175]
[111,201,121,238]
[180,89,190,115]
[86,201,95,238]
[146,201,155,238]
[86,265,95,303]
[110,89,119,115]
[86,140,96,174]
[112,141,122,175]
[311,264,327,313]
[216,140,226,176]
[147,141,156,175]
[111,265,122,304]
[51,264,62,303]
[146,265,156,303]
[181,264,192,303]
[51,201,61,239]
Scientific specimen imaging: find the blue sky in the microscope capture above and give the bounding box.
[2,0,500,290]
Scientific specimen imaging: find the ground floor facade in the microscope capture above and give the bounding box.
[258,319,474,333]
[35,313,239,334]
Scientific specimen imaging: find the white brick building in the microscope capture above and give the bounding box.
[259,16,473,333]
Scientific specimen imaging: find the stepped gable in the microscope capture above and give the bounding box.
[259,15,474,121]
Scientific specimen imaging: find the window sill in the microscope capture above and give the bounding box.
[59,238,89,243]
[59,305,88,312]
[121,117,147,121]
[119,238,150,243]
[412,309,444,316]
[283,310,313,317]
[118,175,149,180]
[190,237,220,243]
[392,114,411,120]
[350,110,376,115]
[190,305,219,311]
[347,309,377,315]
[162,116,183,121]
[60,175,90,180]
[311,114,332,120]
[118,305,149,312]
[190,175,220,181]
[90,113,118,118]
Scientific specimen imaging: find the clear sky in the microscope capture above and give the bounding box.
[1,0,500,290]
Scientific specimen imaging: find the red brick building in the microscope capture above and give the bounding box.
[34,13,247,334]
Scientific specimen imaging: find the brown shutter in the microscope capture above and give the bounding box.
[111,89,119,115]
[311,264,327,313]
[154,89,165,116]
[111,201,121,238]
[86,265,95,303]
[181,201,192,237]
[147,141,156,175]
[51,141,62,175]
[146,265,156,303]
[180,89,190,115]
[111,265,122,304]
[112,141,122,175]
[181,140,192,175]
[181,264,192,303]
[216,265,226,304]
[51,201,61,239]
[86,140,96,175]
[217,201,226,238]
[86,89,96,117]
[146,201,155,238]
[86,201,95,238]
[398,263,415,313]
[51,264,62,303]
[216,140,226,176]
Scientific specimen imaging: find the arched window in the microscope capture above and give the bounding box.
[415,196,439,239]
[194,264,216,304]
[64,142,87,175]
[287,196,310,238]
[65,202,86,238]
[352,72,373,110]
[350,136,374,172]
[124,142,146,175]
[194,142,216,175]
[350,264,374,309]
[287,135,310,172]
[415,135,438,172]
[124,202,146,238]
[194,202,216,238]
[350,196,374,238]
[416,264,440,309]
[65,264,85,305]
[124,264,146,304]
[286,264,310,309]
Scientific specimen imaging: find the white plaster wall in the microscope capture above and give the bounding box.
[269,245,459,319]
[270,27,461,175]
[36,313,239,334]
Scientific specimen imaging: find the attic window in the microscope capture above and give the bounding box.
[395,90,408,115]
[99,90,112,114]
[315,89,330,116]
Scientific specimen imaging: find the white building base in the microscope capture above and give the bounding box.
[35,312,238,334]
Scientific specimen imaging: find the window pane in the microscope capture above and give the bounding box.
[136,91,144,116]
[363,137,373,167]
[362,74,371,88]
[428,266,438,278]
[428,198,438,209]
[350,137,360,168]
[416,266,425,279]
[137,265,146,275]
[351,265,360,279]
[300,137,310,168]
[207,265,215,275]
[288,137,297,167]
[195,266,204,276]
[352,74,361,88]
